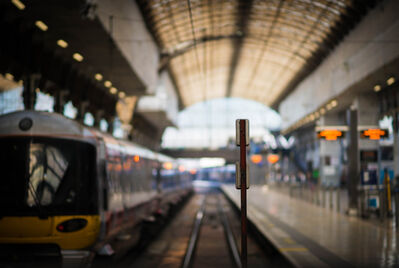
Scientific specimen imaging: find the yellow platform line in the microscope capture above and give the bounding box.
[279,247,308,252]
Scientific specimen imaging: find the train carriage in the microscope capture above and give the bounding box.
[0,111,192,265]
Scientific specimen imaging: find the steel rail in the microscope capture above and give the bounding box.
[217,196,242,268]
[181,196,206,268]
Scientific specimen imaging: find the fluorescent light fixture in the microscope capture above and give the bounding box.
[387,77,395,86]
[104,80,112,88]
[330,99,338,107]
[373,84,381,92]
[35,20,48,31]
[57,39,68,48]
[95,73,103,81]
[110,87,117,94]
[118,91,126,98]
[73,53,84,62]
[11,0,25,10]
[5,73,14,80]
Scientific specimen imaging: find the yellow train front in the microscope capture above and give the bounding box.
[0,111,191,266]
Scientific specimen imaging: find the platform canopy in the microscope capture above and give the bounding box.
[137,0,379,108]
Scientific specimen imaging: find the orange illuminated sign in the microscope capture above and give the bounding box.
[267,154,279,164]
[361,129,388,140]
[189,169,197,175]
[317,130,343,140]
[133,155,140,162]
[163,162,173,170]
[250,154,262,164]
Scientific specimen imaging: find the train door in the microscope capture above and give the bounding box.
[97,138,109,240]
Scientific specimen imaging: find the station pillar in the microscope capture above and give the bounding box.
[347,94,380,215]
[318,113,345,187]
[347,107,359,214]
[22,74,40,110]
[93,109,104,128]
[107,116,115,135]
[393,114,399,182]
[75,101,89,123]
[53,89,68,114]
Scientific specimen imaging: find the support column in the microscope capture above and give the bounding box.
[76,101,89,123]
[393,113,399,182]
[53,89,68,114]
[347,94,380,215]
[93,109,104,128]
[22,74,40,110]
[347,108,359,214]
[107,116,115,135]
[318,112,345,187]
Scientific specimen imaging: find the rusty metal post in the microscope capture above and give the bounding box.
[239,120,247,268]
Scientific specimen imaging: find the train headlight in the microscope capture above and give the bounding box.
[56,218,88,232]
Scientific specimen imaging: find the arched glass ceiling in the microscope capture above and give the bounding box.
[137,0,378,108]
[161,98,281,148]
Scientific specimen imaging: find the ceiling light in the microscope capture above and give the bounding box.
[110,87,117,94]
[373,84,381,92]
[57,39,68,48]
[320,108,326,115]
[387,77,395,86]
[35,20,48,31]
[118,91,126,98]
[330,99,338,107]
[5,73,14,81]
[104,80,112,88]
[11,0,25,10]
[95,73,103,81]
[73,53,84,62]
[326,104,332,110]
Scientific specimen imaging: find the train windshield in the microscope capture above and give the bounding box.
[0,137,97,216]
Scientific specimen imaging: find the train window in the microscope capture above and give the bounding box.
[27,143,68,206]
[0,137,97,216]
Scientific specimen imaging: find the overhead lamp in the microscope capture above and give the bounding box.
[5,73,14,81]
[104,80,112,88]
[35,20,48,31]
[95,73,103,81]
[73,53,84,62]
[118,91,126,98]
[320,108,326,115]
[330,99,338,107]
[309,114,315,121]
[109,87,117,94]
[57,39,68,48]
[387,77,395,86]
[11,0,25,10]
[314,112,320,118]
[326,103,332,110]
[373,84,381,92]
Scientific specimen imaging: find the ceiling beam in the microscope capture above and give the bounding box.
[225,0,253,97]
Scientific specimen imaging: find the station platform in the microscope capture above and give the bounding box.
[221,184,399,268]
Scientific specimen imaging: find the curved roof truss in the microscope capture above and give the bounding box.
[137,0,380,108]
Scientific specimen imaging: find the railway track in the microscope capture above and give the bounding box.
[119,189,272,268]
[181,193,242,268]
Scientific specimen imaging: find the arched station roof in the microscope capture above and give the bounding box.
[137,0,379,108]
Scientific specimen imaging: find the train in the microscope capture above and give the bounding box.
[0,110,192,265]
